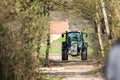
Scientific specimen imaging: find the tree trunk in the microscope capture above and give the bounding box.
[100,0,112,46]
[45,33,50,66]
[95,5,104,57]
[45,33,50,60]
[100,0,110,38]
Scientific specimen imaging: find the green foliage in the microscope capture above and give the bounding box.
[44,76,60,80]
[0,0,50,80]
[89,67,104,74]
[105,0,120,39]
[63,0,99,21]
[40,37,64,54]
[49,39,62,53]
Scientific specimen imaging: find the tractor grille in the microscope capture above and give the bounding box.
[70,41,77,55]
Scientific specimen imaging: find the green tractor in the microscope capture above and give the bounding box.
[61,30,88,61]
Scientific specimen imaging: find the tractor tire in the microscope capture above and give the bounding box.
[81,48,87,60]
[62,42,68,61]
[62,49,68,60]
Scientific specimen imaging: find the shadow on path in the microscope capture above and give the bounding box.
[48,59,96,67]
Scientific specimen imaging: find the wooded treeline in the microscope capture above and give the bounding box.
[0,0,50,80]
[0,0,120,80]
[73,0,120,58]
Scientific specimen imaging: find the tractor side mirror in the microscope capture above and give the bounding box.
[62,34,64,37]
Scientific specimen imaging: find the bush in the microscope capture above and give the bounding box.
[0,0,49,80]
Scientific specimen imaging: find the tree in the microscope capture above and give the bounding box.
[95,4,104,57]
[100,0,110,38]
[105,0,120,40]
[72,0,105,58]
[0,0,50,80]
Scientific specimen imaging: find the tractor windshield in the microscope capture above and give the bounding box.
[67,32,82,41]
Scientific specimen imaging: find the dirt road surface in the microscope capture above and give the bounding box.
[39,54,104,80]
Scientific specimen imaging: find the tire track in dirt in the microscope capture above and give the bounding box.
[39,54,104,80]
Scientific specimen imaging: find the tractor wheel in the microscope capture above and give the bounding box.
[62,42,68,61]
[81,48,87,60]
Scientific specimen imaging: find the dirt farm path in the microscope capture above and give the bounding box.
[39,54,104,80]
